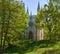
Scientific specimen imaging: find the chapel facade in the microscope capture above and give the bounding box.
[25,2,44,40]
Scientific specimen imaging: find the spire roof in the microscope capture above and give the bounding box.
[30,12,32,19]
[27,7,29,14]
[37,2,40,12]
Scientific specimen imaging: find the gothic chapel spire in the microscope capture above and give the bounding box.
[27,7,29,14]
[30,12,32,20]
[37,2,40,12]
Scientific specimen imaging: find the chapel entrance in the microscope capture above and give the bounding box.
[29,31,33,40]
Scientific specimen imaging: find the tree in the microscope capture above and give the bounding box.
[36,0,60,40]
[0,0,28,54]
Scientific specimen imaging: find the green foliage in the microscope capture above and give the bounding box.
[0,0,28,53]
[4,40,60,54]
[36,0,60,40]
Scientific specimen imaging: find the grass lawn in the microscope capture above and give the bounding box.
[4,40,60,54]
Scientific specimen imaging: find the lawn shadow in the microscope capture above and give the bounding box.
[4,40,56,54]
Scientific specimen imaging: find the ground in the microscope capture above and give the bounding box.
[4,40,60,54]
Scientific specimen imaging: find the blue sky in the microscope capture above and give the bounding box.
[23,0,48,15]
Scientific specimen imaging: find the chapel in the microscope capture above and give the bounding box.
[25,2,44,40]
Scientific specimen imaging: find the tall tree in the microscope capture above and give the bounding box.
[36,0,60,40]
[0,0,28,54]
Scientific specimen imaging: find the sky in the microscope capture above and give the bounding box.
[23,0,48,15]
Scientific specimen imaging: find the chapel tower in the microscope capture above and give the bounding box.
[37,2,40,12]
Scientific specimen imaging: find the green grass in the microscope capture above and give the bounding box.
[4,40,60,54]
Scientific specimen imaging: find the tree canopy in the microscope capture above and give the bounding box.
[36,0,60,40]
[0,0,28,54]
